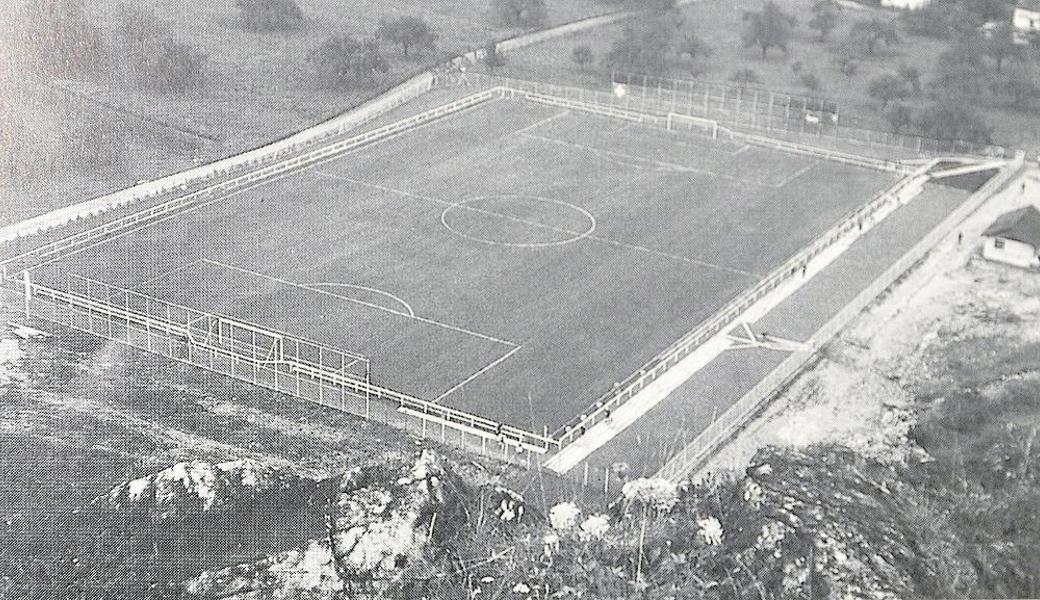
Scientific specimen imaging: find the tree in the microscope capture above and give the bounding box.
[676,30,712,62]
[571,45,593,71]
[730,68,761,87]
[21,0,105,78]
[741,1,797,58]
[308,36,389,89]
[376,16,437,58]
[234,0,303,32]
[900,3,956,39]
[982,24,1023,73]
[885,103,913,133]
[832,43,859,78]
[850,17,900,55]
[993,75,1040,111]
[867,73,910,109]
[898,64,921,95]
[151,39,207,93]
[929,44,989,102]
[604,17,679,73]
[483,41,506,73]
[808,0,841,43]
[492,0,548,28]
[916,102,993,143]
[963,0,1013,22]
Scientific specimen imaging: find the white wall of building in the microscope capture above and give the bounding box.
[1014,7,1040,33]
[983,237,1040,269]
[881,0,932,9]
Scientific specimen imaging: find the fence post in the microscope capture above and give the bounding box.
[21,270,31,317]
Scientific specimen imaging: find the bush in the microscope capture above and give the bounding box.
[149,39,208,93]
[569,45,593,73]
[483,41,506,72]
[916,102,992,143]
[730,67,761,87]
[799,72,822,91]
[885,102,914,133]
[308,36,389,89]
[235,0,303,32]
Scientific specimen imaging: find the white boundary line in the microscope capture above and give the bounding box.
[316,172,760,279]
[308,282,416,317]
[11,94,503,274]
[433,344,523,402]
[516,110,571,134]
[121,258,205,293]
[519,131,792,189]
[199,258,519,348]
[771,162,817,189]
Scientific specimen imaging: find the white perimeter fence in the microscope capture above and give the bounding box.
[464,75,915,174]
[655,155,1025,483]
[609,71,1011,160]
[5,266,558,460]
[550,159,941,449]
[0,67,1022,464]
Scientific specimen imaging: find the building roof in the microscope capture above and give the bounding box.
[1018,0,1040,13]
[983,205,1040,248]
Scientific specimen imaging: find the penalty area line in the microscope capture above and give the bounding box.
[199,258,519,348]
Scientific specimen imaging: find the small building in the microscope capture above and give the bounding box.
[1014,0,1040,42]
[981,205,1040,269]
[881,0,932,9]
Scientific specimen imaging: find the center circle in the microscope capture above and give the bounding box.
[440,195,597,248]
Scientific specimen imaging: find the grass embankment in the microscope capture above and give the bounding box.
[0,0,612,225]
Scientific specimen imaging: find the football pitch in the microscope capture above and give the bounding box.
[41,97,897,436]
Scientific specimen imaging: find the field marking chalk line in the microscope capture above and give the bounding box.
[433,344,523,402]
[199,258,518,348]
[519,131,785,188]
[316,171,758,279]
[308,282,416,317]
[516,110,571,135]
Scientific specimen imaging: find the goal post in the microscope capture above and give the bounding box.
[666,112,719,140]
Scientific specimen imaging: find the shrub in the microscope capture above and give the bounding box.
[492,0,548,28]
[799,72,821,90]
[730,67,761,87]
[916,102,993,143]
[308,36,389,89]
[571,44,593,71]
[235,0,303,32]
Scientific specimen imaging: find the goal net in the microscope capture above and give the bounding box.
[666,112,719,140]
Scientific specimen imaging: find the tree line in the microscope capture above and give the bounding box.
[569,0,1038,144]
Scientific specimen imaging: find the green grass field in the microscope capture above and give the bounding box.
[38,96,895,434]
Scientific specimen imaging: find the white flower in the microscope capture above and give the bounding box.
[743,480,765,509]
[512,582,531,594]
[621,478,678,512]
[548,502,581,531]
[697,516,724,546]
[542,532,560,556]
[579,514,610,540]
